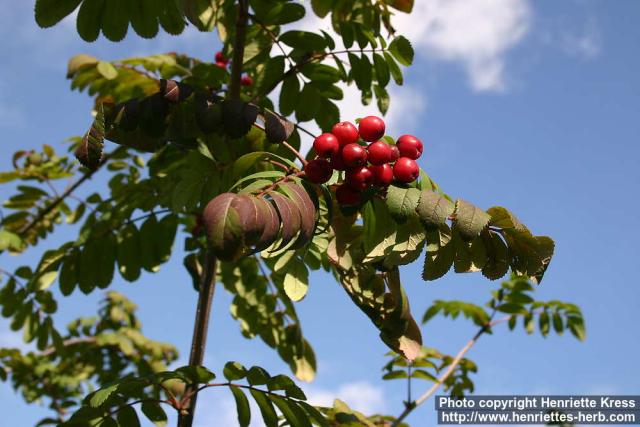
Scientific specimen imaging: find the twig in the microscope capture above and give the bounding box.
[176,251,218,427]
[228,0,249,99]
[392,309,500,426]
[18,150,117,237]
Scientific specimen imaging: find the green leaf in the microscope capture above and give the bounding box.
[384,52,403,85]
[283,258,309,301]
[246,366,270,386]
[76,0,104,42]
[141,401,167,426]
[159,0,186,35]
[481,231,510,280]
[422,224,455,281]
[117,405,141,427]
[230,387,251,427]
[496,303,527,315]
[223,361,247,381]
[96,61,118,80]
[129,0,160,39]
[454,199,490,240]
[552,312,564,335]
[374,85,390,115]
[296,84,320,122]
[249,389,278,427]
[270,396,310,427]
[35,0,82,28]
[373,53,391,88]
[386,186,421,223]
[117,223,142,282]
[568,317,586,341]
[0,230,22,252]
[102,0,129,41]
[280,74,300,117]
[311,0,332,17]
[280,31,327,51]
[388,35,414,66]
[256,56,285,94]
[89,384,118,407]
[175,365,216,383]
[416,190,454,229]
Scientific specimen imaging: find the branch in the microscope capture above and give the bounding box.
[228,0,249,99]
[40,337,97,357]
[176,250,218,427]
[18,149,118,237]
[392,310,498,426]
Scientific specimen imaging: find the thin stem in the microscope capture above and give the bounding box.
[18,150,117,237]
[228,0,249,99]
[250,14,295,68]
[177,251,218,427]
[282,141,307,166]
[392,309,499,426]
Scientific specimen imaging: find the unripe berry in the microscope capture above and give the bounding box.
[393,157,420,183]
[215,51,228,64]
[358,116,385,142]
[370,164,394,187]
[367,141,393,165]
[241,75,253,86]
[330,150,347,171]
[304,159,333,184]
[396,135,423,160]
[346,166,374,190]
[331,121,359,146]
[341,143,367,167]
[313,133,340,158]
[336,183,361,206]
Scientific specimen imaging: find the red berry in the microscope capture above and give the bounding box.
[241,75,253,86]
[389,145,400,162]
[358,116,385,142]
[336,183,361,206]
[215,52,228,64]
[304,159,333,184]
[367,141,393,165]
[396,135,423,160]
[393,157,420,183]
[370,164,394,187]
[330,150,347,171]
[313,133,340,158]
[346,166,374,190]
[341,143,367,167]
[331,121,359,147]
[215,61,227,69]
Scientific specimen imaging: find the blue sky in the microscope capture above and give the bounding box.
[1,0,639,425]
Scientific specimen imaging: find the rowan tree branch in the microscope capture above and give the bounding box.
[228,0,250,99]
[392,308,502,426]
[18,149,118,237]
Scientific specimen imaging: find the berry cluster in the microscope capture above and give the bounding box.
[304,116,423,206]
[215,51,253,86]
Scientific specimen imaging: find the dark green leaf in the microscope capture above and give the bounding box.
[76,0,104,42]
[388,35,414,66]
[279,31,327,51]
[249,389,278,427]
[141,401,167,426]
[230,387,251,427]
[35,0,82,28]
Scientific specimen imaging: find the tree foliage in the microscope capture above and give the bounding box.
[0,1,584,426]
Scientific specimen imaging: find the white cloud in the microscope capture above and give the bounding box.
[393,0,531,92]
